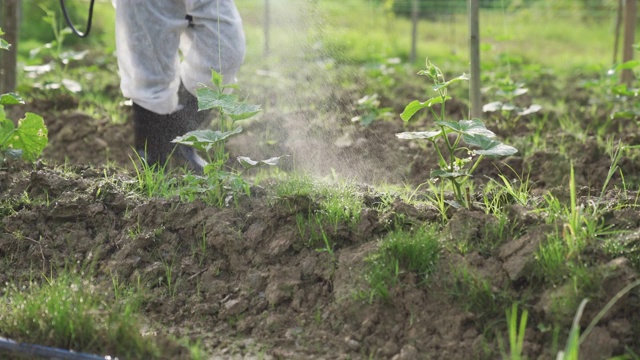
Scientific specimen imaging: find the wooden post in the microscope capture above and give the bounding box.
[613,0,623,64]
[410,0,418,63]
[264,0,270,57]
[0,0,19,94]
[621,0,637,85]
[469,0,482,119]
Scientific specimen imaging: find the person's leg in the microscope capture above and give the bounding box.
[115,0,186,114]
[115,0,207,172]
[180,0,246,94]
[175,1,246,131]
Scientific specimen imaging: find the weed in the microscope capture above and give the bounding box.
[130,151,175,198]
[275,174,364,250]
[449,266,510,321]
[161,258,179,299]
[498,303,528,360]
[363,225,441,302]
[0,273,159,358]
[487,165,533,208]
[350,93,393,126]
[397,60,517,208]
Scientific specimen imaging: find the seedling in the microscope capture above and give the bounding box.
[363,225,440,302]
[25,6,85,94]
[498,303,528,360]
[0,32,49,166]
[351,93,393,126]
[173,70,284,205]
[397,60,517,208]
[483,78,541,124]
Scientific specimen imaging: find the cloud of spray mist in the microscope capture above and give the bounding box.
[230,0,408,185]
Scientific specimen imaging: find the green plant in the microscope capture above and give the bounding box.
[0,274,160,358]
[487,165,533,208]
[483,78,541,125]
[0,31,49,165]
[449,266,510,321]
[557,279,640,359]
[24,6,86,94]
[130,151,176,198]
[0,28,9,50]
[397,60,517,208]
[364,225,441,302]
[173,70,283,206]
[350,93,393,126]
[498,303,528,360]
[161,258,179,299]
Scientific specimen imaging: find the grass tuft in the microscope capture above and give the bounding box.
[0,273,161,359]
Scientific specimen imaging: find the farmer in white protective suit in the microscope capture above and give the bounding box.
[113,0,246,173]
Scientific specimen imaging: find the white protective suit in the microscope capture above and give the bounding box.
[114,0,246,115]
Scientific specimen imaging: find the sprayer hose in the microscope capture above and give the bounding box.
[59,0,96,38]
[0,336,112,359]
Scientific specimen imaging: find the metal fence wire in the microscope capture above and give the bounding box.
[383,0,620,14]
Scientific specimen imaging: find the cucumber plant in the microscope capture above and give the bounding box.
[397,60,517,208]
[173,70,283,205]
[0,29,49,166]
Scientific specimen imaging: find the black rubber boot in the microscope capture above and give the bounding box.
[178,84,213,130]
[132,102,207,174]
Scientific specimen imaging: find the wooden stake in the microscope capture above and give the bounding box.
[469,0,482,119]
[0,0,19,93]
[410,0,418,63]
[613,0,623,64]
[621,0,637,85]
[264,0,270,57]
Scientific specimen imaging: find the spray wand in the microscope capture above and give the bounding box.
[59,0,96,38]
[0,336,116,360]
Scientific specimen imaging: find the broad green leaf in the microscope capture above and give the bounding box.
[612,109,640,119]
[172,127,243,152]
[227,102,261,121]
[0,38,9,51]
[237,155,285,169]
[517,104,542,116]
[463,134,518,156]
[482,101,503,112]
[0,117,15,144]
[196,88,236,111]
[497,87,528,97]
[0,93,24,105]
[432,74,469,91]
[5,113,48,162]
[400,96,450,122]
[435,119,496,137]
[396,130,442,140]
[431,169,468,179]
[615,60,640,71]
[210,70,224,88]
[611,84,638,97]
[196,88,261,120]
[62,79,82,93]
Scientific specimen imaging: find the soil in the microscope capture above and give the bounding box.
[2,66,640,359]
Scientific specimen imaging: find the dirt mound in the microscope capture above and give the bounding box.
[1,160,639,358]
